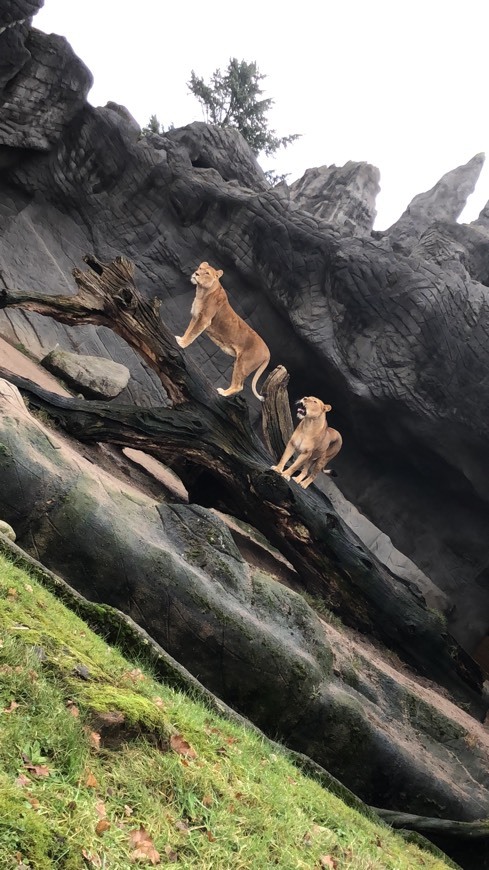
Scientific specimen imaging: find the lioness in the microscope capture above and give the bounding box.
[271,396,342,488]
[175,262,270,400]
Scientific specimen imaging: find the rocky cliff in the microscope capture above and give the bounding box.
[1,4,489,866]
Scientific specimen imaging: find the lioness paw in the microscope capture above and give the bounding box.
[175,335,185,347]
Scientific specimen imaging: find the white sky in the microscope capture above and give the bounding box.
[34,0,489,229]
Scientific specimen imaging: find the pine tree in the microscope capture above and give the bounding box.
[188,58,299,159]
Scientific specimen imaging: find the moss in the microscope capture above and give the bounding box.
[78,683,167,732]
[0,779,54,868]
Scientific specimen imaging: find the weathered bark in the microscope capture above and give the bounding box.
[375,809,489,840]
[0,254,485,718]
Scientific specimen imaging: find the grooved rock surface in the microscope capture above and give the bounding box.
[288,161,380,234]
[0,5,489,668]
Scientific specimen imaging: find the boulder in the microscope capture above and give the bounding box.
[41,347,130,398]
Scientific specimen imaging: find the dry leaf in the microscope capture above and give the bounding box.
[154,697,165,708]
[8,587,18,598]
[89,731,101,750]
[174,820,189,833]
[124,804,134,816]
[66,700,80,718]
[23,761,50,777]
[15,773,30,787]
[95,800,107,818]
[129,826,160,864]
[95,819,111,836]
[202,794,213,807]
[205,830,216,842]
[24,584,33,593]
[25,794,40,809]
[85,771,99,788]
[319,857,337,869]
[164,844,178,862]
[81,848,103,867]
[170,734,197,759]
[3,700,20,713]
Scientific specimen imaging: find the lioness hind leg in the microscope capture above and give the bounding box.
[217,356,245,397]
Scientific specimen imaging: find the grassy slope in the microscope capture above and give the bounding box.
[0,552,454,869]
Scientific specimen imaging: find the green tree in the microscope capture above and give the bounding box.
[188,58,299,159]
[140,115,174,137]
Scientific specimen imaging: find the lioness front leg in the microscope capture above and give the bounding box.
[281,453,311,480]
[175,316,211,348]
[271,440,295,474]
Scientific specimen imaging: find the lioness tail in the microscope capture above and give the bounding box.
[251,358,270,402]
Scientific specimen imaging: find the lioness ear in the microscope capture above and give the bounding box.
[216,269,223,279]
[323,403,332,412]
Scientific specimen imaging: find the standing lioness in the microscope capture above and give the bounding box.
[175,262,270,400]
[272,396,342,488]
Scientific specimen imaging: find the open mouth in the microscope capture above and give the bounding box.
[190,274,198,284]
[296,403,306,419]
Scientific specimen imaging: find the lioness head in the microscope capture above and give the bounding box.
[296,396,332,420]
[191,262,223,289]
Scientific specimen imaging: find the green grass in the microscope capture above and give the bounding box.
[0,552,454,869]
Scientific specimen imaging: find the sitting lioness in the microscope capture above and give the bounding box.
[175,262,270,400]
[271,396,342,488]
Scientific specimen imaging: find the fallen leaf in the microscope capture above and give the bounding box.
[25,794,40,810]
[15,774,31,787]
[124,804,134,817]
[8,587,18,598]
[319,857,337,869]
[24,584,33,593]
[205,830,216,842]
[202,794,213,807]
[95,800,107,818]
[23,761,50,777]
[164,844,178,862]
[89,731,101,750]
[153,697,164,708]
[95,819,111,836]
[3,699,20,713]
[81,848,103,867]
[174,820,189,833]
[129,826,160,864]
[85,771,99,788]
[170,734,197,759]
[66,700,80,718]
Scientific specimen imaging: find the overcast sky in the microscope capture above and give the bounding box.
[34,0,489,229]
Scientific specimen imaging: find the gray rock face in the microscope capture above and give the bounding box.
[161,121,269,192]
[1,6,489,672]
[384,153,485,252]
[0,23,92,150]
[288,161,380,234]
[41,348,130,398]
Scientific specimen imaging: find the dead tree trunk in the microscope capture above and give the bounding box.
[0,254,484,716]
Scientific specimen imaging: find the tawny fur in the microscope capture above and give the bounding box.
[175,262,270,400]
[271,396,342,489]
